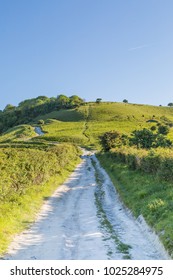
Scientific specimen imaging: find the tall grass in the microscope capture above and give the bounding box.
[97,151,173,258]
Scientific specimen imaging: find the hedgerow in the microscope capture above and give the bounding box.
[0,144,80,202]
[109,147,173,181]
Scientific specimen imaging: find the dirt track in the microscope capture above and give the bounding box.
[5,151,169,260]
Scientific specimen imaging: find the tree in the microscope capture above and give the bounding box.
[96,98,102,104]
[123,99,128,103]
[168,103,173,106]
[56,94,69,107]
[130,128,156,149]
[69,95,83,107]
[3,104,16,112]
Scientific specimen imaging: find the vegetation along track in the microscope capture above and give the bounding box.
[4,150,169,260]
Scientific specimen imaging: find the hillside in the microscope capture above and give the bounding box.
[27,102,173,148]
[1,100,173,258]
[1,99,173,147]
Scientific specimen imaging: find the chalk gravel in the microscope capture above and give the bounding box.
[5,151,169,260]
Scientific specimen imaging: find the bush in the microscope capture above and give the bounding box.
[158,125,170,135]
[37,119,45,125]
[140,153,161,174]
[100,131,128,151]
[130,128,156,149]
[129,128,172,149]
[109,147,173,182]
[158,158,173,181]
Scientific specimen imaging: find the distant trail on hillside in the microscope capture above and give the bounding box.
[34,126,44,136]
[82,105,91,143]
[5,150,169,260]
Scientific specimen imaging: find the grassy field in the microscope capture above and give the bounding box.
[2,102,173,148]
[32,102,173,148]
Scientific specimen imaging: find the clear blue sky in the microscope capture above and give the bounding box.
[0,0,173,110]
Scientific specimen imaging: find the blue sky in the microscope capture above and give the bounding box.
[0,0,173,110]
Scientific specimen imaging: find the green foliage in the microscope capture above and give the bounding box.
[0,94,84,133]
[96,98,102,103]
[150,125,157,131]
[129,128,172,149]
[130,128,155,148]
[37,119,45,125]
[106,146,173,182]
[0,144,80,202]
[158,125,170,135]
[3,104,16,112]
[123,99,128,103]
[155,135,172,148]
[0,143,81,254]
[69,95,83,107]
[56,94,70,108]
[100,131,128,151]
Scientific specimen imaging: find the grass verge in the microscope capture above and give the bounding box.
[97,152,173,259]
[91,158,131,259]
[0,148,81,257]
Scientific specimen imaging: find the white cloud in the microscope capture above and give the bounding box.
[128,44,151,51]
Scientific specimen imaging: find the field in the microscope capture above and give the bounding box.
[32,102,173,148]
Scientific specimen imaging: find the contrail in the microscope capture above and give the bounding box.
[128,44,151,51]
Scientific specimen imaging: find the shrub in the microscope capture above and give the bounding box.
[37,119,45,125]
[100,131,128,151]
[157,158,173,181]
[130,128,156,149]
[158,125,170,135]
[150,126,156,131]
[140,153,161,174]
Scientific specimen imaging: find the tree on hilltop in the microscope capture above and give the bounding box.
[96,98,102,104]
[56,94,69,107]
[3,104,16,112]
[69,95,83,107]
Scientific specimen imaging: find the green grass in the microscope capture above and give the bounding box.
[32,102,173,149]
[0,125,37,143]
[34,107,87,122]
[39,119,88,146]
[97,152,173,258]
[2,102,173,148]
